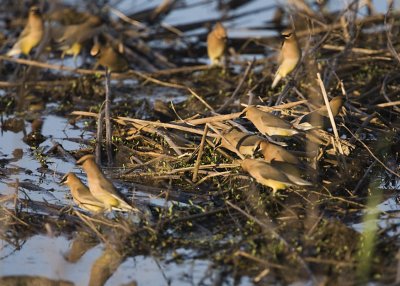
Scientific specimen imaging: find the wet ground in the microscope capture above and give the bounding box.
[1,0,400,285]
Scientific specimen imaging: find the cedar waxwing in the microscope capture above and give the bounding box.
[7,6,44,57]
[76,154,138,212]
[258,140,301,165]
[48,6,90,26]
[207,22,227,65]
[90,42,129,73]
[56,15,103,62]
[271,29,301,89]
[245,106,299,137]
[297,96,344,128]
[269,160,311,186]
[241,159,311,195]
[61,172,105,213]
[241,159,293,195]
[219,127,263,156]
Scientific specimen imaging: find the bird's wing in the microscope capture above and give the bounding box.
[75,191,104,207]
[259,112,291,128]
[256,163,293,185]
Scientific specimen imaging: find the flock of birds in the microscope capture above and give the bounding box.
[61,155,138,213]
[6,6,129,72]
[6,5,301,84]
[4,5,345,214]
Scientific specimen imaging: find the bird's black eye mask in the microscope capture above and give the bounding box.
[282,32,292,39]
[60,174,68,184]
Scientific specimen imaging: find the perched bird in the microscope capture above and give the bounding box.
[219,127,263,156]
[296,96,344,128]
[61,172,105,213]
[48,6,90,26]
[242,159,292,194]
[241,159,311,195]
[207,22,227,65]
[258,141,301,165]
[271,29,301,89]
[55,15,103,63]
[90,42,129,73]
[7,6,44,57]
[76,154,138,211]
[269,160,311,186]
[245,106,299,137]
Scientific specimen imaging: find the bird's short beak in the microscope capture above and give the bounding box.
[59,174,68,185]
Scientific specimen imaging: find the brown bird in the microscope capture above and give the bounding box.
[7,6,44,56]
[245,106,299,137]
[296,96,344,128]
[90,42,129,73]
[55,15,103,63]
[219,127,263,156]
[258,141,301,165]
[61,172,105,213]
[48,5,90,26]
[271,29,301,89]
[76,154,138,212]
[241,159,312,195]
[207,22,227,65]
[269,160,311,185]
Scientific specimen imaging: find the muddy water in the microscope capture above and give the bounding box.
[0,234,234,285]
[0,0,395,285]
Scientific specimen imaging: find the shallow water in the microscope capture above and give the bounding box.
[1,234,247,285]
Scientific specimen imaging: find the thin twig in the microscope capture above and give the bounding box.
[316,73,345,155]
[343,125,400,177]
[192,124,209,182]
[96,108,105,164]
[105,68,113,166]
[217,60,254,113]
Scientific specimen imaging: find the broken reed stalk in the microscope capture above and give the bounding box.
[184,100,309,126]
[185,112,243,125]
[316,72,345,155]
[192,124,209,182]
[187,88,215,112]
[96,108,105,164]
[105,68,113,166]
[0,56,186,90]
[13,179,19,214]
[376,100,400,108]
[74,210,107,243]
[107,6,147,29]
[72,110,220,138]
